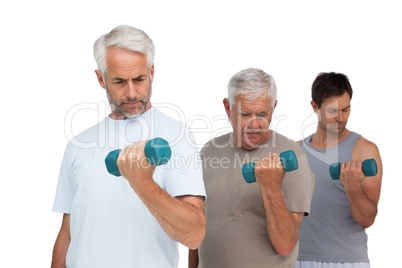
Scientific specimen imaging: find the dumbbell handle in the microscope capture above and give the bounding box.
[242,150,299,184]
[105,137,172,177]
[329,158,377,180]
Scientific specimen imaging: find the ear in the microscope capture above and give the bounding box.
[311,100,319,113]
[223,98,231,118]
[150,64,155,83]
[273,100,278,109]
[95,70,106,89]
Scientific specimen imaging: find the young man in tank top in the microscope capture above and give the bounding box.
[296,72,383,268]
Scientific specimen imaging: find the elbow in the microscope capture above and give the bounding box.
[187,237,204,250]
[359,217,376,229]
[274,243,297,257]
[186,216,206,250]
[356,210,378,229]
[275,248,294,257]
[186,231,205,250]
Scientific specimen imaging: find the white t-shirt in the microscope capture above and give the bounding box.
[53,107,206,268]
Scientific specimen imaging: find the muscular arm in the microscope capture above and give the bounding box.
[51,214,70,268]
[341,137,383,228]
[117,141,206,249]
[136,184,206,250]
[255,154,304,256]
[260,185,304,256]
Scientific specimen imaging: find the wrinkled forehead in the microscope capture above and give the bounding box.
[233,94,273,111]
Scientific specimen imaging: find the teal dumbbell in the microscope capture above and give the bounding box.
[329,159,377,180]
[105,138,172,177]
[242,150,299,183]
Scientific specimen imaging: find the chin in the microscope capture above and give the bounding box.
[241,139,261,150]
[123,106,146,119]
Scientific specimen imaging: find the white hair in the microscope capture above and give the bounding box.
[228,68,277,108]
[93,25,155,75]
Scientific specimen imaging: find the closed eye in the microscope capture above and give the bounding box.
[113,78,126,84]
[327,109,337,113]
[256,112,269,117]
[133,75,147,82]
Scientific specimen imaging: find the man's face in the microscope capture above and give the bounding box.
[95,46,154,119]
[224,94,276,150]
[313,91,351,135]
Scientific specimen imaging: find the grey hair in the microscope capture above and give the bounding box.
[93,25,155,75]
[228,68,277,108]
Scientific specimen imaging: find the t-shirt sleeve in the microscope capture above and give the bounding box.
[163,128,206,200]
[282,150,315,216]
[52,143,74,213]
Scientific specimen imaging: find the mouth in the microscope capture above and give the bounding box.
[123,101,143,107]
[330,122,345,131]
[244,131,261,138]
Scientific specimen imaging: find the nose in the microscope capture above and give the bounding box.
[125,81,138,99]
[335,111,344,122]
[248,116,260,129]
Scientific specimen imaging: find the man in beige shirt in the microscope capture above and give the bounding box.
[189,68,315,267]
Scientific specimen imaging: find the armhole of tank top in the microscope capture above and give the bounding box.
[346,132,361,159]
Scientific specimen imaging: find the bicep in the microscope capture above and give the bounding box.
[354,139,383,204]
[361,153,382,205]
[175,195,205,212]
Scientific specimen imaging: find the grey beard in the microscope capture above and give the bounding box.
[106,85,152,119]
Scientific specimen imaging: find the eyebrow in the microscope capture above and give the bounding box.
[326,105,351,111]
[343,105,351,110]
[112,74,147,82]
[238,110,270,115]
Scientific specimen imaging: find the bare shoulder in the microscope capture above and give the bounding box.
[353,136,380,159]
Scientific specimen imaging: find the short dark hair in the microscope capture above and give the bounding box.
[312,72,353,108]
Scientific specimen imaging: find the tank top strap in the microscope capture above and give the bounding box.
[338,132,361,162]
[300,132,361,164]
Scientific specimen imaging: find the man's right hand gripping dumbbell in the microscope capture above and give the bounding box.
[105,138,172,182]
[242,150,298,184]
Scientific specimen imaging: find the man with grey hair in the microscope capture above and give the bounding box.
[51,25,206,268]
[189,68,315,267]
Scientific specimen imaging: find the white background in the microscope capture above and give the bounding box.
[1,0,400,267]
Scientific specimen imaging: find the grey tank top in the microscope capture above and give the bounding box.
[298,132,369,263]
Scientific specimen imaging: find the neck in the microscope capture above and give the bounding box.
[310,126,350,149]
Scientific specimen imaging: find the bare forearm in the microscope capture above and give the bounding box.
[346,188,378,228]
[261,187,299,256]
[131,180,206,249]
[52,214,70,268]
[51,233,70,268]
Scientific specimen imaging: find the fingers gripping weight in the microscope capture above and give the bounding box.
[242,150,299,184]
[329,159,378,180]
[105,138,172,177]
